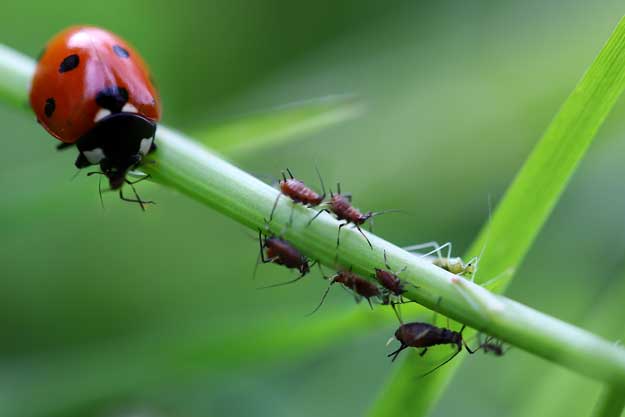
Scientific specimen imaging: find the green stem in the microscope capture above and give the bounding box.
[593,387,625,417]
[2,44,625,387]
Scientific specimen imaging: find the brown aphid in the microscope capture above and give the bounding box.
[308,183,397,249]
[268,167,326,225]
[477,334,507,356]
[387,322,477,377]
[257,229,311,288]
[309,269,382,315]
[374,250,407,296]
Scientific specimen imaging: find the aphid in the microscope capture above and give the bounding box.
[387,322,505,376]
[477,334,507,356]
[268,167,326,225]
[404,241,478,279]
[309,269,382,314]
[308,183,397,249]
[374,250,407,297]
[387,322,477,377]
[256,229,311,288]
[30,26,160,205]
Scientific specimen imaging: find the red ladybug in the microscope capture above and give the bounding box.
[30,26,161,190]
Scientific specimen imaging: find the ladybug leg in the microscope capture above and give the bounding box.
[149,136,157,152]
[56,142,74,150]
[125,174,151,185]
[74,153,91,169]
[118,183,155,211]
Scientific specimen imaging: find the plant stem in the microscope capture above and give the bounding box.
[2,44,625,387]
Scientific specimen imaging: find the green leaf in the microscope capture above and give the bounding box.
[0,308,395,417]
[194,95,364,154]
[368,14,625,417]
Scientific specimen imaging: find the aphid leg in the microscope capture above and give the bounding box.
[354,225,373,249]
[423,242,452,261]
[307,208,331,227]
[307,282,334,316]
[404,241,450,262]
[336,222,348,248]
[257,230,274,264]
[268,193,281,223]
[366,297,374,310]
[287,202,296,227]
[285,168,295,179]
[419,348,428,357]
[418,348,462,378]
[465,256,479,281]
[391,301,403,323]
[431,295,443,325]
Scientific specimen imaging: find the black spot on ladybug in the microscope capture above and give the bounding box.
[59,54,80,73]
[96,86,129,113]
[113,45,130,58]
[44,98,56,118]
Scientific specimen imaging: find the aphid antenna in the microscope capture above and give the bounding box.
[469,194,494,282]
[257,272,308,290]
[314,164,327,199]
[387,344,409,362]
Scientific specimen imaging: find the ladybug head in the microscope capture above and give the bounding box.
[100,154,141,190]
[77,113,157,190]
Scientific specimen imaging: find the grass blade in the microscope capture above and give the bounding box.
[368,14,625,417]
[195,95,363,154]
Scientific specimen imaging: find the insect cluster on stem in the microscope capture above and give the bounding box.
[253,167,505,377]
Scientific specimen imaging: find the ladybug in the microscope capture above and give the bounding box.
[30,26,161,191]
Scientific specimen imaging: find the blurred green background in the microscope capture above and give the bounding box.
[3,1,625,416]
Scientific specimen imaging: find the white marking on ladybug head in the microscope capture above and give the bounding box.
[83,148,106,164]
[94,108,111,123]
[139,137,153,156]
[122,103,138,113]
